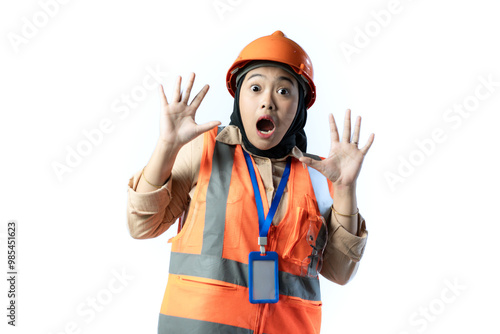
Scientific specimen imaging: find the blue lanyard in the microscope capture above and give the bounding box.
[243,150,292,248]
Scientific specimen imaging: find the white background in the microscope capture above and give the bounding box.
[1,0,499,333]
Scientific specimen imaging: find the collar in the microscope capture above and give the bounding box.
[216,125,305,162]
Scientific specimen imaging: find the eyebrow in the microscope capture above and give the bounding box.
[247,73,295,86]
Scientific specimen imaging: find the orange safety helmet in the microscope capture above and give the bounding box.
[226,30,316,109]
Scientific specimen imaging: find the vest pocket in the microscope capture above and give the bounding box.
[176,275,237,291]
[283,295,322,309]
[281,196,328,277]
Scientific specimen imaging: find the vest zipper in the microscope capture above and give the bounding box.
[254,303,265,334]
[255,225,278,333]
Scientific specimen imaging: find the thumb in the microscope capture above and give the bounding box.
[299,156,323,173]
[195,120,222,136]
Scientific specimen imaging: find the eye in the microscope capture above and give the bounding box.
[277,88,289,95]
[251,85,260,92]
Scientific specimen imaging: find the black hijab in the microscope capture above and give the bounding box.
[229,72,308,159]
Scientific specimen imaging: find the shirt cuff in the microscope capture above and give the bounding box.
[127,169,172,215]
[327,212,368,263]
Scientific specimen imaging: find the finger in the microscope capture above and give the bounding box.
[298,156,323,172]
[360,133,375,155]
[159,84,168,106]
[329,113,340,144]
[351,115,361,145]
[342,109,351,143]
[195,120,222,136]
[173,76,182,102]
[189,84,210,110]
[182,72,195,104]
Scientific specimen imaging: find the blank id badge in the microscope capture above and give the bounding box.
[248,251,279,304]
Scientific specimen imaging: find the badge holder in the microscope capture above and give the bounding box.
[248,251,279,304]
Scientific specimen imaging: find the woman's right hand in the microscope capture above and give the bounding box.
[158,72,221,149]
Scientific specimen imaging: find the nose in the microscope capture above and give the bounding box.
[260,90,275,111]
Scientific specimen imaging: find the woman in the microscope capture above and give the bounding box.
[127,31,374,334]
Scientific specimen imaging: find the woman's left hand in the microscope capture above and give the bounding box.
[299,109,374,188]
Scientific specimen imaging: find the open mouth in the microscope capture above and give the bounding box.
[256,116,276,138]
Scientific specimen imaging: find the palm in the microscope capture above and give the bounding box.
[300,110,374,187]
[324,139,365,185]
[160,103,201,144]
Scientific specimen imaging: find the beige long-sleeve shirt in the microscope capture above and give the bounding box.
[127,125,368,285]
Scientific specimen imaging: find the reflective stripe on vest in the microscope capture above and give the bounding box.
[168,252,321,301]
[159,314,254,334]
[160,127,327,334]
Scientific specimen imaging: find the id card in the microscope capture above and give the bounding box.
[248,251,279,304]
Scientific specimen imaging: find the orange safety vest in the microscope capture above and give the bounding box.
[159,127,330,334]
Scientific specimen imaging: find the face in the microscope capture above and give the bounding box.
[239,66,299,151]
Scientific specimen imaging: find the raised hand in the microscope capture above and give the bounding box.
[299,109,374,188]
[158,72,220,149]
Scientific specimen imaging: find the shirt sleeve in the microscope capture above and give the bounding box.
[126,135,203,239]
[320,211,368,285]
